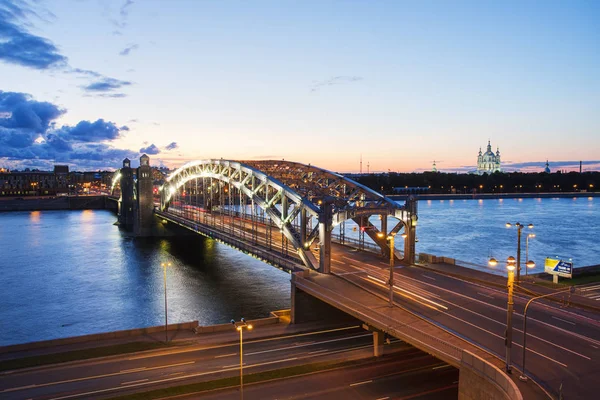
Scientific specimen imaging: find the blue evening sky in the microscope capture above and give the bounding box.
[0,0,598,172]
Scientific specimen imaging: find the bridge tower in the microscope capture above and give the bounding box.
[118,158,134,227]
[134,154,154,236]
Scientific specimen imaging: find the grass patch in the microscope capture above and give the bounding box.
[0,341,185,372]
[108,358,367,400]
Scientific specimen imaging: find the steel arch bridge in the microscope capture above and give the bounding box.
[159,159,417,273]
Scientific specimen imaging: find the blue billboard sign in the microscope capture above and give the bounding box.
[545,257,573,279]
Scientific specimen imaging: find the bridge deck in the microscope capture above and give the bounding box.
[293,270,538,399]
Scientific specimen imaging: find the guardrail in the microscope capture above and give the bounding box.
[157,211,304,272]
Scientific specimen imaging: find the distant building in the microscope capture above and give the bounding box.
[477,141,501,174]
[432,160,438,173]
[544,160,551,173]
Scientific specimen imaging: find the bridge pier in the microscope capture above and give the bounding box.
[118,158,134,227]
[290,271,358,325]
[116,154,157,236]
[134,154,154,237]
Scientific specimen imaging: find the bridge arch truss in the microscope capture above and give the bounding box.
[161,159,417,272]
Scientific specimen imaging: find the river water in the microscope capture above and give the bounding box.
[0,197,597,345]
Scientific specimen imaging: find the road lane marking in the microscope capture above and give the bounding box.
[422,274,436,280]
[2,384,36,392]
[432,365,451,370]
[48,357,298,400]
[127,325,361,360]
[214,353,237,358]
[364,275,449,310]
[363,275,441,311]
[308,349,328,354]
[1,361,195,393]
[349,380,372,387]
[477,292,494,299]
[376,397,390,400]
[120,367,146,373]
[245,333,371,356]
[378,267,600,347]
[552,316,576,326]
[434,293,591,360]
[222,363,245,369]
[120,379,148,385]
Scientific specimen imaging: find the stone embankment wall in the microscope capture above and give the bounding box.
[0,196,111,212]
[390,192,600,201]
[0,321,199,354]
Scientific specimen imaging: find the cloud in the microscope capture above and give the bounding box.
[1,3,133,97]
[165,142,178,150]
[0,1,68,69]
[0,91,65,132]
[119,44,139,56]
[56,119,123,142]
[140,143,160,155]
[310,76,363,92]
[83,77,132,93]
[111,0,135,29]
[0,90,135,169]
[120,0,135,19]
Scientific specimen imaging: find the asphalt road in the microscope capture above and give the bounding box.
[188,353,458,400]
[0,326,417,400]
[331,247,600,400]
[163,206,600,399]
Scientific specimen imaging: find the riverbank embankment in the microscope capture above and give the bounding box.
[390,191,600,201]
[0,195,116,212]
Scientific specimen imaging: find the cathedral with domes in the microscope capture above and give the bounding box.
[476,141,501,174]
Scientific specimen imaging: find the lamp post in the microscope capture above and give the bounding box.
[506,222,534,282]
[161,262,172,343]
[490,253,535,374]
[378,231,406,307]
[505,260,516,373]
[525,234,536,276]
[231,318,253,400]
[519,287,574,382]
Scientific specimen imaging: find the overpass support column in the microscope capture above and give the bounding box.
[318,201,333,274]
[373,329,385,357]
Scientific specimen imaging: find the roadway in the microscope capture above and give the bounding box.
[331,247,600,399]
[161,206,600,399]
[0,326,422,400]
[189,353,458,400]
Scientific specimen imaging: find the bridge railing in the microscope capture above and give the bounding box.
[331,233,383,254]
[157,210,304,272]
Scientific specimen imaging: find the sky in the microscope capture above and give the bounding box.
[1,0,599,172]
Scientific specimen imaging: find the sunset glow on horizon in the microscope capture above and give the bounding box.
[1,1,598,173]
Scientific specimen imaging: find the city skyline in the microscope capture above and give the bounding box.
[1,0,599,172]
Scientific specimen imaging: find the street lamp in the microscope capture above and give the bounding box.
[525,233,536,276]
[377,231,405,307]
[519,287,575,382]
[231,318,253,400]
[161,262,172,343]
[505,261,516,373]
[505,222,534,281]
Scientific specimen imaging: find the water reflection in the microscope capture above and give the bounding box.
[0,210,291,346]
